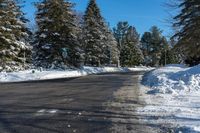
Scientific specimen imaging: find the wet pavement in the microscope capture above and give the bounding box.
[0,72,163,133]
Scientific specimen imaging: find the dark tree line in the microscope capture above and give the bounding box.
[1,0,198,72]
[33,0,119,68]
[171,0,200,66]
[0,0,31,71]
[113,22,177,67]
[0,0,119,71]
[33,0,82,69]
[113,22,144,67]
[82,0,118,67]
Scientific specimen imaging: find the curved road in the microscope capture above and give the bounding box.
[0,72,163,133]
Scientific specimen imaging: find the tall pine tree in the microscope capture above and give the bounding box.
[0,0,30,72]
[141,26,168,66]
[34,0,82,69]
[113,22,129,66]
[106,29,119,65]
[173,0,200,65]
[83,0,118,66]
[113,21,129,54]
[121,26,144,66]
[114,22,143,66]
[141,32,152,66]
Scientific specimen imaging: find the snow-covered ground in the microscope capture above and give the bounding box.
[144,64,200,95]
[0,66,151,83]
[138,64,200,132]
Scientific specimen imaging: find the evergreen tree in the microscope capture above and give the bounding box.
[99,27,119,65]
[0,0,30,72]
[113,21,129,51]
[158,37,169,65]
[150,26,163,66]
[75,11,85,66]
[160,48,179,66]
[113,22,130,66]
[114,22,143,66]
[34,0,82,69]
[141,26,167,66]
[159,37,179,65]
[83,0,118,66]
[121,26,144,66]
[106,29,119,65]
[73,11,85,67]
[141,32,152,66]
[172,0,200,65]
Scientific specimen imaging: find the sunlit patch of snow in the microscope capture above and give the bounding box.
[48,109,58,114]
[138,65,200,132]
[78,112,82,116]
[193,126,200,132]
[143,64,200,95]
[36,109,59,116]
[37,109,46,113]
[0,66,152,83]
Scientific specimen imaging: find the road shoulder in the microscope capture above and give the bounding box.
[104,73,164,133]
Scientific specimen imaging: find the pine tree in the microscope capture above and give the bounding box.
[113,22,130,66]
[74,11,85,66]
[172,0,200,65]
[83,0,117,66]
[34,0,81,69]
[121,26,144,66]
[159,37,179,65]
[141,26,166,66]
[150,26,163,66]
[141,32,152,66]
[160,48,179,66]
[83,0,103,66]
[113,22,129,51]
[0,0,30,72]
[106,29,119,65]
[99,23,116,65]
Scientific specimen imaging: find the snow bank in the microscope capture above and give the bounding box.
[143,64,200,95]
[0,66,151,83]
[138,64,200,132]
[137,84,200,132]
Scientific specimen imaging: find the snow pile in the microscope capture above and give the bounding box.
[137,64,200,132]
[0,66,151,83]
[144,64,200,94]
[137,85,200,132]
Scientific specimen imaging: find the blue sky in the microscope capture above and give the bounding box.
[23,0,172,36]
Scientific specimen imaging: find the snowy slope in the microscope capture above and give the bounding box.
[0,66,151,83]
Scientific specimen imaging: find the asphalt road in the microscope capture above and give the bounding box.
[0,72,163,133]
